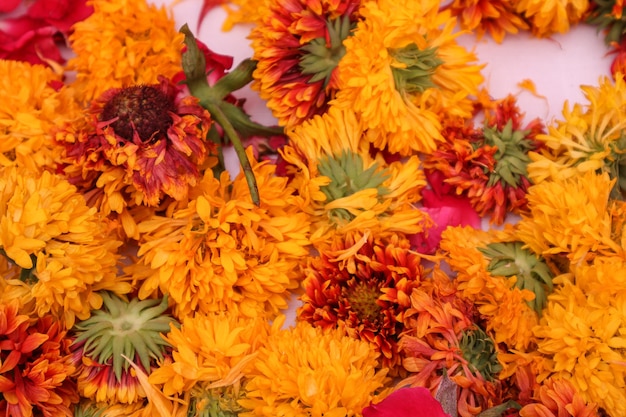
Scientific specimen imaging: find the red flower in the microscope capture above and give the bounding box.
[0,0,93,67]
[363,387,450,417]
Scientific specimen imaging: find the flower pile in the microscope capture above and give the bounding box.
[1,0,626,416]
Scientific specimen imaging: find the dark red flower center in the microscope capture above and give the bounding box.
[100,85,177,143]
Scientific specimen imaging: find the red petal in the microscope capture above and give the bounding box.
[0,0,21,13]
[363,387,451,417]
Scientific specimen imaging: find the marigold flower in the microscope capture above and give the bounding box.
[0,166,127,329]
[447,0,529,43]
[516,170,624,265]
[148,312,271,397]
[439,226,542,351]
[331,0,483,155]
[67,0,185,103]
[0,302,78,417]
[299,230,425,374]
[519,377,600,417]
[282,106,430,245]
[56,76,214,238]
[423,96,544,224]
[0,60,81,173]
[249,0,360,128]
[527,74,626,198]
[130,153,311,319]
[70,293,176,405]
[399,275,504,417]
[514,0,590,37]
[238,322,391,416]
[532,273,626,416]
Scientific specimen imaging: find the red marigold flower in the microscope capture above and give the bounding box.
[363,386,451,417]
[423,97,545,225]
[299,230,425,374]
[249,0,361,127]
[0,302,78,417]
[59,75,215,212]
[399,271,507,417]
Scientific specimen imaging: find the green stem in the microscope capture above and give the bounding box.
[203,99,260,206]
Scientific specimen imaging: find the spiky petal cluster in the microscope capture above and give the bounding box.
[70,293,176,404]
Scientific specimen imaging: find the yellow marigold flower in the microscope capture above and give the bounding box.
[527,74,626,192]
[0,166,128,329]
[533,271,626,416]
[0,60,81,173]
[67,0,184,103]
[130,153,311,319]
[238,322,391,416]
[282,106,430,245]
[440,226,544,351]
[149,312,270,397]
[516,170,624,265]
[332,0,483,155]
[514,0,589,37]
[448,0,529,43]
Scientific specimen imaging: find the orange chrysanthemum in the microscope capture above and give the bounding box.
[130,152,311,320]
[519,378,600,416]
[299,230,425,374]
[514,0,590,38]
[249,0,361,127]
[447,0,529,43]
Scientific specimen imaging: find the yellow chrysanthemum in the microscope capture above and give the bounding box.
[282,106,430,245]
[0,166,128,329]
[238,322,391,416]
[513,0,589,37]
[331,0,483,155]
[528,74,626,191]
[533,262,626,416]
[0,60,81,173]
[149,312,271,397]
[130,152,311,319]
[516,170,624,265]
[440,225,542,352]
[67,0,184,103]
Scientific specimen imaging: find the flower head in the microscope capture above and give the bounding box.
[282,106,430,244]
[70,293,176,404]
[249,0,360,128]
[238,322,391,416]
[56,76,214,238]
[332,0,483,155]
[519,377,600,417]
[0,60,81,173]
[515,0,589,37]
[0,302,78,417]
[67,0,185,103]
[447,0,529,43]
[0,166,127,329]
[130,153,311,319]
[299,230,425,374]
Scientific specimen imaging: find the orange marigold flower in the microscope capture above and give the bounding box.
[0,302,78,417]
[249,0,361,127]
[514,0,590,37]
[447,0,529,43]
[130,152,311,320]
[519,377,600,417]
[299,230,425,374]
